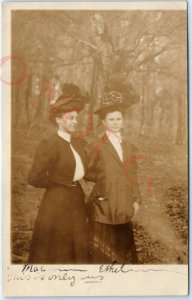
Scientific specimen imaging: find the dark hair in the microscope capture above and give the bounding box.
[99,106,126,120]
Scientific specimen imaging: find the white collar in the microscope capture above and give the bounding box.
[58,130,71,143]
[106,130,122,144]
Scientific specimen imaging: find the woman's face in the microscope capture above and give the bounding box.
[56,111,78,133]
[102,111,124,133]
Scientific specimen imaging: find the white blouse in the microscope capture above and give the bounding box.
[106,130,123,162]
[58,130,85,181]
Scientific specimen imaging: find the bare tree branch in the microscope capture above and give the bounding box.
[42,12,98,51]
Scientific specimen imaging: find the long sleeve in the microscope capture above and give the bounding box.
[84,143,99,183]
[28,139,57,188]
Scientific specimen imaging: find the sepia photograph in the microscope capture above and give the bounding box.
[2,1,188,296]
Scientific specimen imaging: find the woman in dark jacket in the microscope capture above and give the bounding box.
[86,86,141,264]
[28,83,89,264]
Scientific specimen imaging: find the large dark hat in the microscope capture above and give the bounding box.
[49,83,89,119]
[94,76,139,115]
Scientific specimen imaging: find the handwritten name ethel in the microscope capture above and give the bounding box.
[99,262,133,273]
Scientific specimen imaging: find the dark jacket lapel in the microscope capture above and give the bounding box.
[102,134,123,165]
[121,139,135,164]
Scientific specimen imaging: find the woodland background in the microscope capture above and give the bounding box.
[11,10,188,264]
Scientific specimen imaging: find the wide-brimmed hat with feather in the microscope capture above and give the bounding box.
[49,83,90,119]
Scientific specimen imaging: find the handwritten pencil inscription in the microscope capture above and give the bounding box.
[6,263,187,287]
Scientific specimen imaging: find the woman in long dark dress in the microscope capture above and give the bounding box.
[28,83,89,264]
[86,86,141,264]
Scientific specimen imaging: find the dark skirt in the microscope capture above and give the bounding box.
[29,183,87,264]
[88,221,138,264]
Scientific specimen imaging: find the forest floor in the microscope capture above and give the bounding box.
[11,128,188,264]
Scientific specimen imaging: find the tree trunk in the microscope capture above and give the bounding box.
[139,73,146,136]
